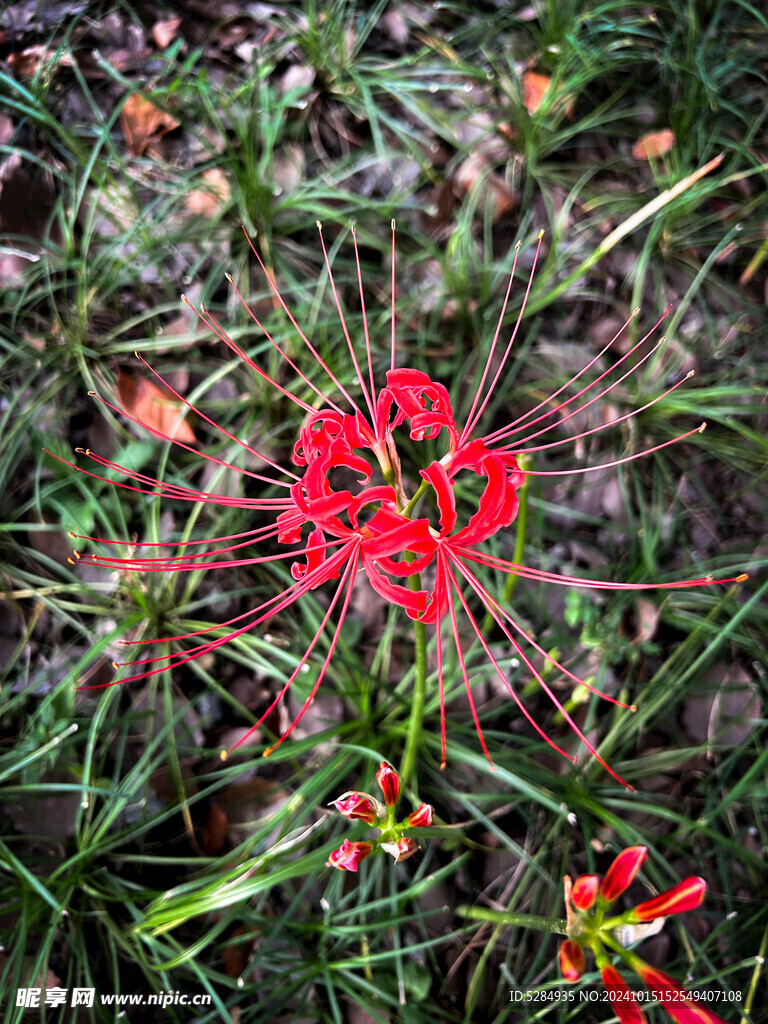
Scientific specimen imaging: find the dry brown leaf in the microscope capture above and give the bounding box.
[186,167,231,217]
[202,802,230,855]
[119,94,180,156]
[116,371,196,444]
[454,154,517,222]
[523,71,551,113]
[8,45,74,76]
[152,16,181,49]
[632,129,675,160]
[523,70,575,119]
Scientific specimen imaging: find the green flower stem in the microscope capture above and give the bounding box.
[399,572,427,789]
[457,905,568,936]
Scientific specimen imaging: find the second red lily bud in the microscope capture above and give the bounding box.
[376,761,401,807]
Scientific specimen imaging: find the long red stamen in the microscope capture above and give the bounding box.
[462,230,544,444]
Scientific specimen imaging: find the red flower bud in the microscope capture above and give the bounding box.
[376,761,400,807]
[559,939,585,982]
[406,803,434,828]
[634,961,727,1024]
[600,964,648,1024]
[330,791,384,825]
[600,846,648,902]
[326,839,374,872]
[628,877,706,922]
[380,837,420,863]
[571,874,599,910]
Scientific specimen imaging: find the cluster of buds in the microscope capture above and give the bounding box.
[326,762,434,872]
[560,846,726,1024]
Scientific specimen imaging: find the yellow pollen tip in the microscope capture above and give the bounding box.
[632,306,641,317]
[134,350,140,359]
[73,550,81,559]
[704,574,714,583]
[219,750,228,762]
[75,447,84,453]
[686,370,695,379]
[391,218,396,230]
[117,640,128,646]
[698,421,707,433]
[439,761,446,771]
[537,228,545,239]
[68,531,77,539]
[263,746,274,758]
[316,219,322,230]
[112,661,120,670]
[629,704,638,713]
[88,391,96,397]
[67,557,75,565]
[225,272,233,283]
[736,573,749,582]
[514,239,522,250]
[181,293,188,303]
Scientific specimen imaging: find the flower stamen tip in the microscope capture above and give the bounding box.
[736,573,749,582]
[219,750,228,762]
[111,661,120,670]
[537,228,545,239]
[685,369,695,379]
[698,421,707,433]
[87,391,96,397]
[224,273,233,283]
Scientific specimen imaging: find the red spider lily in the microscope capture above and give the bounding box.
[58,223,745,783]
[561,847,726,1024]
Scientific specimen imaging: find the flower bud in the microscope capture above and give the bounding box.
[571,874,599,910]
[376,761,400,807]
[600,964,648,1024]
[326,839,374,872]
[380,837,420,863]
[559,939,585,982]
[600,846,648,902]
[628,876,706,922]
[633,961,726,1024]
[330,791,384,825]
[406,803,434,828]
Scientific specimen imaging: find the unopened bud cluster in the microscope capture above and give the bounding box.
[560,846,723,1024]
[326,762,434,872]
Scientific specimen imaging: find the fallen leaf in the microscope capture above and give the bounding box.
[523,71,551,114]
[186,167,231,217]
[523,70,575,119]
[152,16,181,49]
[116,371,197,444]
[7,45,75,76]
[119,94,180,156]
[202,802,230,855]
[454,153,517,222]
[632,129,675,160]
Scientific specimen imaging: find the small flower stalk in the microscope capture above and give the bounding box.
[326,762,434,871]
[560,846,725,1024]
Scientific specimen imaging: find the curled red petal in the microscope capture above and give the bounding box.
[421,461,457,534]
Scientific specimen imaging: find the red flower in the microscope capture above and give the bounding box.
[571,873,600,910]
[633,961,727,1024]
[559,939,586,982]
[406,803,434,828]
[326,839,374,872]
[59,225,745,781]
[330,792,384,826]
[375,761,400,807]
[628,877,706,922]
[600,846,648,902]
[600,964,648,1024]
[561,848,726,1024]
